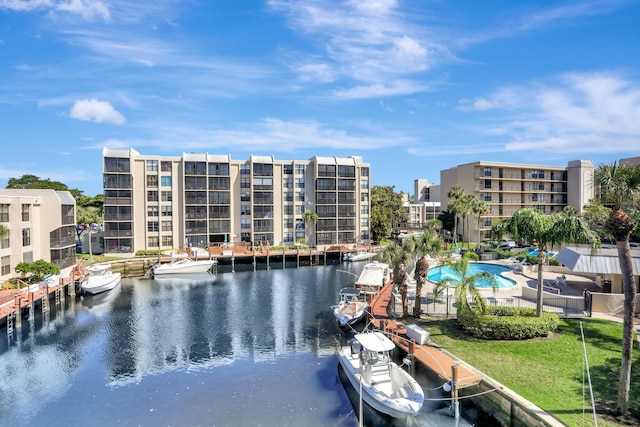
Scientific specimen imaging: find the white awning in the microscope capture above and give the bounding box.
[556,246,640,275]
[354,332,395,352]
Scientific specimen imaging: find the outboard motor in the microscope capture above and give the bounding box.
[350,339,362,355]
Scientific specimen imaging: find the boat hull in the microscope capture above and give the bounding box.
[332,301,368,326]
[337,347,423,419]
[81,273,121,295]
[152,260,216,276]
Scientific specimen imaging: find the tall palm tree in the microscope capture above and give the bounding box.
[447,185,465,245]
[432,257,498,315]
[378,241,413,317]
[301,210,318,246]
[471,198,490,246]
[408,232,443,317]
[459,194,476,248]
[595,162,640,415]
[490,207,599,317]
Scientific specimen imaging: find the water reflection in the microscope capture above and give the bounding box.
[0,265,479,427]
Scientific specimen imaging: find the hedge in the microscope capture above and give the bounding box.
[457,306,560,340]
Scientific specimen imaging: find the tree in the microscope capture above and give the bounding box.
[6,174,84,199]
[594,162,640,415]
[301,210,318,245]
[490,207,599,317]
[432,257,497,315]
[447,185,465,245]
[471,198,490,246]
[406,232,443,317]
[15,260,60,282]
[582,200,612,239]
[378,241,412,317]
[459,193,476,247]
[370,186,407,244]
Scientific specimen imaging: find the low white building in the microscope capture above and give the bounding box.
[0,189,77,281]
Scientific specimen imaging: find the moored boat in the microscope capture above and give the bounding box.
[337,331,424,419]
[150,253,217,276]
[344,250,377,262]
[355,261,391,295]
[331,287,369,326]
[81,264,122,295]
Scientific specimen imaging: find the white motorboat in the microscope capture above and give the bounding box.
[81,264,122,295]
[338,331,424,419]
[331,288,369,326]
[344,250,377,262]
[21,274,62,294]
[356,262,391,294]
[151,253,217,276]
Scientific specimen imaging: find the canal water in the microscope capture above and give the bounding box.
[0,263,479,427]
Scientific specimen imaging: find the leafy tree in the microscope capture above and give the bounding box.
[594,162,640,415]
[490,207,599,317]
[582,200,612,238]
[15,260,60,282]
[370,186,407,244]
[432,257,497,316]
[6,174,84,199]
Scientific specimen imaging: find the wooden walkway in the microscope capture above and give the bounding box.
[368,280,481,389]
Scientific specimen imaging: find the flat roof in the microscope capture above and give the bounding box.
[556,246,640,275]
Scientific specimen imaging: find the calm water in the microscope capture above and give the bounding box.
[0,263,477,427]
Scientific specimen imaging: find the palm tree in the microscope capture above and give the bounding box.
[432,257,498,315]
[301,210,318,246]
[447,185,465,245]
[471,198,490,246]
[594,162,640,415]
[378,241,412,317]
[490,207,599,317]
[459,194,476,248]
[408,232,443,317]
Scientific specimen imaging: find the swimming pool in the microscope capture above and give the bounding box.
[427,263,516,289]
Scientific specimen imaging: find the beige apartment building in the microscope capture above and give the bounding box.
[0,189,77,281]
[440,160,594,243]
[102,148,371,253]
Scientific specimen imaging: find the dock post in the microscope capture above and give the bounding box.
[451,362,460,419]
[408,340,416,376]
[42,284,49,313]
[28,291,35,320]
[14,295,22,330]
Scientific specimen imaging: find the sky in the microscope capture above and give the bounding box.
[1,0,639,197]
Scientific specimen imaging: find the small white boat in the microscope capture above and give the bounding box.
[356,262,391,294]
[344,250,377,262]
[151,253,217,276]
[21,274,62,294]
[81,264,122,295]
[331,288,369,326]
[338,331,424,419]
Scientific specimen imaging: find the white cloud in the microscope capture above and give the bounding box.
[0,0,110,21]
[465,71,640,154]
[70,98,126,125]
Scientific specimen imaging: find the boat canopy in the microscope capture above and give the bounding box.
[357,262,389,287]
[354,332,395,352]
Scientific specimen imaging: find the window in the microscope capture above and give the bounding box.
[148,221,159,232]
[146,160,158,171]
[360,167,369,177]
[283,178,293,188]
[338,165,355,177]
[162,221,172,232]
[104,157,130,173]
[360,217,369,227]
[1,256,10,276]
[161,191,172,202]
[361,205,369,215]
[161,176,172,187]
[318,164,336,177]
[209,191,230,204]
[484,179,491,190]
[483,167,492,177]
[162,236,173,246]
[295,178,305,188]
[241,218,251,229]
[284,205,293,215]
[147,206,159,217]
[284,192,293,202]
[295,164,305,175]
[241,191,251,202]
[147,191,158,202]
[22,228,30,246]
[147,175,158,187]
[295,205,305,215]
[240,164,250,175]
[241,178,251,188]
[210,177,230,190]
[0,204,9,222]
[253,163,273,177]
[209,163,229,176]
[361,192,369,202]
[148,236,159,247]
[161,161,172,172]
[484,218,492,227]
[253,177,273,190]
[484,194,492,202]
[241,205,251,216]
[185,162,206,175]
[360,179,369,190]
[284,232,293,243]
[21,204,30,222]
[296,192,305,202]
[284,165,293,174]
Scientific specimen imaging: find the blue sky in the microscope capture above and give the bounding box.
[1,0,639,197]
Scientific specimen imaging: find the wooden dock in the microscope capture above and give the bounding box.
[368,279,481,389]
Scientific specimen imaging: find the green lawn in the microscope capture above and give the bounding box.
[420,317,640,427]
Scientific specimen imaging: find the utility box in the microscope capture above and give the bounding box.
[405,324,429,345]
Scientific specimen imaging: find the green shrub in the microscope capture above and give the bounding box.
[457,306,560,340]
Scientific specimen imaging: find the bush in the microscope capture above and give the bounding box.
[457,306,560,340]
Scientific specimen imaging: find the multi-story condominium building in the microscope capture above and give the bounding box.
[102,148,371,253]
[0,189,77,281]
[397,180,442,232]
[440,160,594,242]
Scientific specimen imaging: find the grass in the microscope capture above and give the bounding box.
[420,317,640,427]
